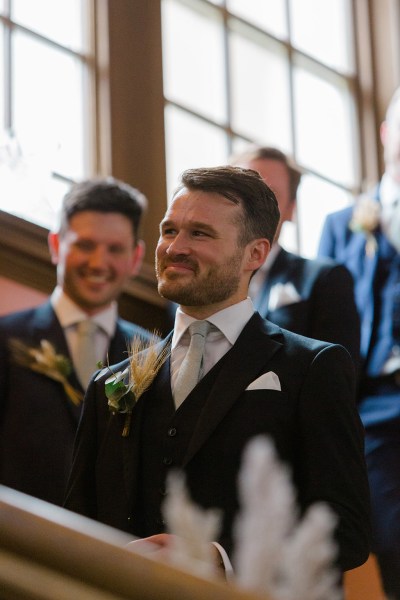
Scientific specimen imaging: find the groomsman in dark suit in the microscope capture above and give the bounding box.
[65,165,370,575]
[318,88,400,598]
[233,146,360,366]
[0,178,151,506]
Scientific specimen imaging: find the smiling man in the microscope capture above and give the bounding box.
[0,177,151,506]
[65,166,370,576]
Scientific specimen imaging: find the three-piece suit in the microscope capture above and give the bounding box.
[0,300,148,506]
[64,312,370,572]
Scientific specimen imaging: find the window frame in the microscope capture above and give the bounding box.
[0,0,398,310]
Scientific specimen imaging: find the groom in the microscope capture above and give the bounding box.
[64,165,370,573]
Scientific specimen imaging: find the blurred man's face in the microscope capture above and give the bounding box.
[238,158,295,241]
[48,211,143,315]
[381,98,400,183]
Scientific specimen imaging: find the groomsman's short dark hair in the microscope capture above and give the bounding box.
[58,178,147,243]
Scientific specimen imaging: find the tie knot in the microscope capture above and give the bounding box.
[188,320,210,339]
[77,320,98,337]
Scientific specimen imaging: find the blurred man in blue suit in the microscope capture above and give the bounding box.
[318,88,400,598]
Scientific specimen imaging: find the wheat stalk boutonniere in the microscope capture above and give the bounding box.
[9,338,83,406]
[102,331,170,437]
[349,195,380,257]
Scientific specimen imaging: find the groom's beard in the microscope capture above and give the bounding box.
[156,251,242,306]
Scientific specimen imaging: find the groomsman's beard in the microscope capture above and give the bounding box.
[156,252,243,307]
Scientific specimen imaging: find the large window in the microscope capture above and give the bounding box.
[162,0,360,257]
[0,0,397,262]
[0,0,93,230]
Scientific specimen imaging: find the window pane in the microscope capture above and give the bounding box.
[12,30,87,182]
[0,130,64,229]
[293,63,356,187]
[230,20,292,151]
[162,0,226,124]
[12,0,88,52]
[228,0,287,39]
[164,105,229,201]
[296,174,352,257]
[290,0,353,72]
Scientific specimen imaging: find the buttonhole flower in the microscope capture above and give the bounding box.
[9,338,83,406]
[349,195,380,257]
[98,331,170,437]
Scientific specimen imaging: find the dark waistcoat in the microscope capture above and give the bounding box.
[132,357,226,537]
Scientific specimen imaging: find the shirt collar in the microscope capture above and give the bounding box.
[50,286,117,337]
[172,298,255,349]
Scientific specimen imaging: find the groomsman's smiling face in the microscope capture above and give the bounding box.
[49,211,143,315]
[155,189,265,319]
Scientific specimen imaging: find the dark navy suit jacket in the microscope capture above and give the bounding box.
[65,312,371,571]
[255,248,360,365]
[0,300,150,505]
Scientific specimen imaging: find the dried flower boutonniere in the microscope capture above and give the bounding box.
[9,338,83,406]
[349,195,380,257]
[100,331,170,437]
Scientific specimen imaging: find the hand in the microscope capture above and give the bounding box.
[126,534,226,575]
[126,533,177,562]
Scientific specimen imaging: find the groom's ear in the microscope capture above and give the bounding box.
[245,238,270,273]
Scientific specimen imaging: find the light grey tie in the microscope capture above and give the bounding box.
[174,320,210,408]
[74,320,98,389]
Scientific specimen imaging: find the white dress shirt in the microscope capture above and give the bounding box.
[50,286,118,368]
[171,298,255,577]
[170,298,255,397]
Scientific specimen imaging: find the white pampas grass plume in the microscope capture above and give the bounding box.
[234,436,340,600]
[278,503,341,600]
[233,436,297,595]
[162,470,221,578]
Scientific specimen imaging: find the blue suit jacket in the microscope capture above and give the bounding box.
[0,300,150,505]
[65,313,371,571]
[318,191,400,429]
[317,191,397,366]
[255,248,360,365]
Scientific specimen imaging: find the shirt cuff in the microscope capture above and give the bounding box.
[212,542,234,580]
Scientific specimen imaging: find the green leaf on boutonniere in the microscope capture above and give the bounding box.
[102,331,170,437]
[105,372,135,413]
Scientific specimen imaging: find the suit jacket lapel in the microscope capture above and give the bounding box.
[32,302,83,421]
[183,313,283,466]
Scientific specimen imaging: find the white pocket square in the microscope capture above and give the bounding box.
[268,282,301,311]
[245,371,281,391]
